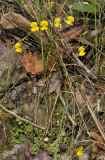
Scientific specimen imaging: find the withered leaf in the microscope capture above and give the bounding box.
[34,149,51,160]
[92,143,100,159]
[0,12,30,29]
[49,72,60,93]
[61,25,83,42]
[89,132,105,150]
[22,52,44,75]
[0,12,48,44]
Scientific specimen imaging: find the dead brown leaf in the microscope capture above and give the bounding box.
[89,132,105,150]
[61,25,84,42]
[97,152,105,160]
[22,52,56,75]
[34,149,51,160]
[22,52,44,75]
[0,12,49,44]
[92,143,100,159]
[49,72,60,93]
[0,12,31,29]
[75,80,97,107]
[56,0,63,17]
[24,149,34,160]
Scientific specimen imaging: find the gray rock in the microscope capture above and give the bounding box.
[0,143,27,160]
[0,44,26,97]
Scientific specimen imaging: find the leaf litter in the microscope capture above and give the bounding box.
[0,1,105,159]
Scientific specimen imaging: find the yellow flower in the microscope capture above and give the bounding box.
[79,46,85,52]
[54,18,62,28]
[15,42,21,48]
[79,47,86,56]
[79,51,86,56]
[31,22,39,32]
[15,42,22,53]
[40,20,48,30]
[15,47,22,53]
[65,16,74,25]
[77,146,83,156]
[55,18,61,23]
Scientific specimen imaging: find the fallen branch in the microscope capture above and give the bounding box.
[0,102,45,130]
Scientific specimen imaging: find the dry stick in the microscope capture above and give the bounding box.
[60,34,96,80]
[86,100,105,141]
[46,88,59,135]
[58,91,77,126]
[0,103,45,130]
[78,86,105,141]
[78,140,105,147]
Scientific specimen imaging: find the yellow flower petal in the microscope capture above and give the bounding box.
[15,47,22,53]
[79,51,86,56]
[54,22,60,27]
[77,150,83,156]
[65,16,74,25]
[55,18,61,23]
[31,26,39,32]
[77,146,83,151]
[79,47,85,52]
[15,43,21,48]
[59,24,63,29]
[40,20,48,26]
[64,20,73,25]
[40,26,48,30]
[68,16,74,22]
[31,22,38,27]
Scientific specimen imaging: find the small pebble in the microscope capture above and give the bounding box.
[33,86,37,94]
[44,137,49,142]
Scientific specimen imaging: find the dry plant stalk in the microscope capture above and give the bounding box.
[58,91,77,126]
[60,34,96,79]
[0,102,45,130]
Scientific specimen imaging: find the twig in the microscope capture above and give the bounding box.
[77,85,105,141]
[60,34,96,80]
[86,101,105,141]
[46,87,59,135]
[0,102,45,130]
[58,91,77,126]
[78,140,105,147]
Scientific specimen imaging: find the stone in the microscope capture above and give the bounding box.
[0,44,26,98]
[0,143,27,160]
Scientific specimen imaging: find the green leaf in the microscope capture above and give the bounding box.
[73,2,99,13]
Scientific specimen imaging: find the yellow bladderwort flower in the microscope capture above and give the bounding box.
[55,18,61,24]
[15,42,21,48]
[77,146,83,156]
[31,22,39,32]
[15,47,22,53]
[79,46,85,52]
[65,16,74,26]
[79,46,86,56]
[54,18,62,29]
[40,20,48,30]
[15,42,22,53]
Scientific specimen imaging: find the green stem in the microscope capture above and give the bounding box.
[53,108,65,160]
[19,31,32,42]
